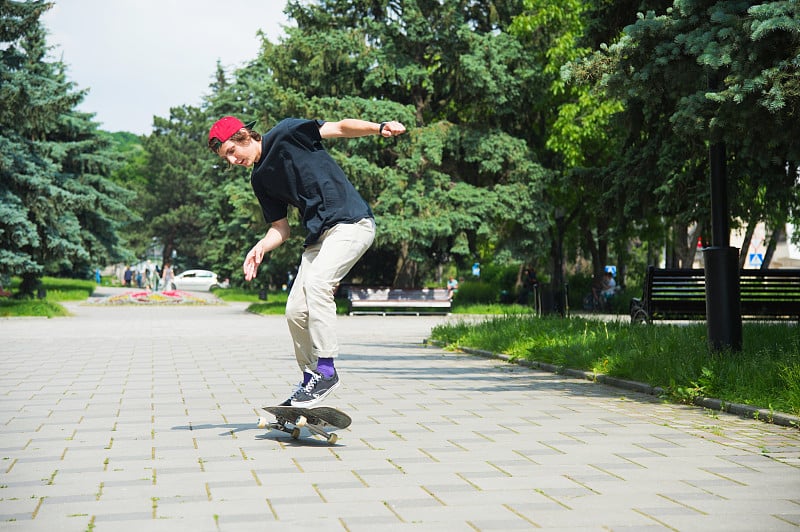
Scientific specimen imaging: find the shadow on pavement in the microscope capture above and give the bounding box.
[171,422,256,436]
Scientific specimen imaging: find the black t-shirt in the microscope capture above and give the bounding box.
[250,118,373,246]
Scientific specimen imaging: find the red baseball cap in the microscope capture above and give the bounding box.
[208,116,247,146]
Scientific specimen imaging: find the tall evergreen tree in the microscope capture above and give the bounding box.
[575,0,800,266]
[0,0,135,295]
[139,106,210,269]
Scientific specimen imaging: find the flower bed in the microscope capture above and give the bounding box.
[98,290,214,305]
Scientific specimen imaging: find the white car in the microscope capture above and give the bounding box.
[170,269,220,291]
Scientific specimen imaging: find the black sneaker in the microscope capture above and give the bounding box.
[291,369,340,407]
[279,381,303,406]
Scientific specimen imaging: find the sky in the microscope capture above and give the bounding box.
[42,1,290,135]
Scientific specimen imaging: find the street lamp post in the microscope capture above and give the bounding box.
[702,141,742,351]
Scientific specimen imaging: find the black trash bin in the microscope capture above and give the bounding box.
[535,284,568,317]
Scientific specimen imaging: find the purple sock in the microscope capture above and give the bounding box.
[316,358,335,378]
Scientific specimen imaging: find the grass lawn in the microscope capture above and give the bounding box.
[244,291,290,315]
[211,286,264,302]
[0,299,71,318]
[430,314,800,418]
[0,277,97,317]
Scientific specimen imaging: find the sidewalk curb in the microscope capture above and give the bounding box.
[427,340,800,429]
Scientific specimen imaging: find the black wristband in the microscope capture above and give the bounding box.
[379,122,387,135]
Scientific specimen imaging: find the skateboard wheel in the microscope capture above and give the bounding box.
[291,428,300,439]
[328,433,338,444]
[296,415,307,428]
[257,417,268,429]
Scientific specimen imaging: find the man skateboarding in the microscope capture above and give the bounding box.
[208,116,406,407]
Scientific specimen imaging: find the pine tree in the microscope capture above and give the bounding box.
[0,0,135,296]
[140,107,209,270]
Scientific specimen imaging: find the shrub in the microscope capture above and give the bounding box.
[478,263,520,292]
[453,280,497,304]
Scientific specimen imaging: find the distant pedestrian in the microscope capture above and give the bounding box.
[518,267,538,305]
[160,262,174,291]
[446,276,459,301]
[472,262,480,278]
[150,267,160,292]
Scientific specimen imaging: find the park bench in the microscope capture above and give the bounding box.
[630,266,800,323]
[346,286,452,315]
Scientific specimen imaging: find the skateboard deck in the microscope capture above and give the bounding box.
[258,405,351,443]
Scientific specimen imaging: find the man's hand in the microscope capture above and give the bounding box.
[380,120,406,138]
[242,219,290,282]
[243,242,265,281]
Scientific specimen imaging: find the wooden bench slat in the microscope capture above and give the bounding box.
[631,266,800,323]
[350,300,451,307]
[346,286,451,315]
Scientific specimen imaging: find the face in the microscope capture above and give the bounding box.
[218,136,261,167]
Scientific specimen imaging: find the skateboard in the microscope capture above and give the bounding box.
[258,405,351,444]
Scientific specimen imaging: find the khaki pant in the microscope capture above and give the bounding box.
[286,218,375,371]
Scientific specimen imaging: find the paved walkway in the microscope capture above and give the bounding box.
[1,297,798,531]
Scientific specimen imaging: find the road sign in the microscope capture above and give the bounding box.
[748,253,763,267]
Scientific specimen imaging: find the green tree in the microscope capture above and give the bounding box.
[105,131,150,257]
[0,0,134,295]
[139,106,210,270]
[137,1,558,289]
[263,0,550,287]
[507,0,705,296]
[575,0,800,267]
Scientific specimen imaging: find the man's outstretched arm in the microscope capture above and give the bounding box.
[319,119,406,139]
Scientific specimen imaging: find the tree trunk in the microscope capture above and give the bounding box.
[597,216,609,276]
[671,224,697,268]
[665,225,679,268]
[515,263,525,291]
[614,235,629,289]
[582,226,600,277]
[761,222,784,269]
[548,212,567,316]
[392,241,418,288]
[685,222,704,267]
[737,218,756,269]
[19,272,39,299]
